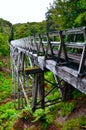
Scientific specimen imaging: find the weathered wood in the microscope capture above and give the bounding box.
[65,42,85,49]
[38,34,45,55]
[32,74,38,111]
[78,43,86,75]
[58,31,68,62]
[17,50,21,109]
[62,81,74,101]
[45,59,86,94]
[24,67,42,74]
[63,26,86,35]
[31,70,44,111]
[44,33,54,59]
[19,77,29,105]
[38,72,44,109]
[10,26,86,110]
[11,43,86,94]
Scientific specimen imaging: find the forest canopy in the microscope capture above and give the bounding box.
[0,18,12,56]
[45,0,86,32]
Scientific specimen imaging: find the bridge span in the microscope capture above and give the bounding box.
[10,26,86,111]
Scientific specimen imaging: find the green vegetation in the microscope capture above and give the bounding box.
[0,18,12,56]
[0,70,86,129]
[0,102,18,130]
[0,72,12,101]
[13,21,47,39]
[46,0,86,31]
[61,102,76,117]
[62,116,86,130]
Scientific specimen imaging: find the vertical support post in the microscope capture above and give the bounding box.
[32,70,44,112]
[78,43,86,75]
[32,74,38,112]
[62,81,74,101]
[38,71,44,109]
[17,50,21,109]
[54,75,74,101]
[21,52,25,108]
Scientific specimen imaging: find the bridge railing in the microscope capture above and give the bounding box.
[11,26,86,76]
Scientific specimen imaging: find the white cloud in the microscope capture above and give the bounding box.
[0,0,53,24]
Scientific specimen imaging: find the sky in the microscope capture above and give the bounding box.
[0,0,54,24]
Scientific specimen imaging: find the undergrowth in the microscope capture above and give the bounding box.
[0,72,12,101]
[61,101,76,117]
[0,70,86,130]
[62,116,86,130]
[0,102,19,130]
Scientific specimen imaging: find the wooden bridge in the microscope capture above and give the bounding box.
[10,26,86,111]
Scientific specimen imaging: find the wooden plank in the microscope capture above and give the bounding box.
[65,42,85,49]
[24,67,42,75]
[45,59,86,94]
[62,26,86,35]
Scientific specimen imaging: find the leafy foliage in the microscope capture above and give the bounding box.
[0,33,9,56]
[0,72,12,101]
[13,21,47,39]
[32,108,54,130]
[46,0,86,31]
[0,18,12,56]
[0,102,18,130]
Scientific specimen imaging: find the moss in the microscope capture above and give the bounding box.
[27,125,37,130]
[62,116,86,130]
[61,102,76,117]
[54,121,62,129]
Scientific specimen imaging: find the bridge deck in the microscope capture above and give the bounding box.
[16,48,86,94]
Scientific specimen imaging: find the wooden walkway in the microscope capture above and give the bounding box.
[10,26,86,111]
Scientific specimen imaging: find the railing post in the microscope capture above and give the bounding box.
[78,43,86,76]
[58,31,68,62]
[45,33,54,59]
